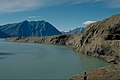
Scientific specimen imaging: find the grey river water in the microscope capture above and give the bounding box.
[0,39,110,79]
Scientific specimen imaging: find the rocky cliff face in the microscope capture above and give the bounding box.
[0,20,61,37]
[6,34,80,47]
[75,14,120,64]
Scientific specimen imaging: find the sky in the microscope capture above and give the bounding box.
[0,0,120,31]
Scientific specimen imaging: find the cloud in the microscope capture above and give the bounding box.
[0,0,41,12]
[0,0,119,13]
[27,16,41,19]
[106,0,120,8]
[0,0,106,13]
[83,21,97,25]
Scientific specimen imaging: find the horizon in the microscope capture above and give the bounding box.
[0,0,119,31]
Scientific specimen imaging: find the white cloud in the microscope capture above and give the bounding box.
[83,21,97,25]
[28,16,41,19]
[0,0,119,13]
[0,0,105,13]
[106,0,120,8]
[0,0,41,12]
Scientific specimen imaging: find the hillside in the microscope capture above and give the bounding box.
[0,30,11,38]
[75,14,120,64]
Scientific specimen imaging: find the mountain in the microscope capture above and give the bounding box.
[62,27,85,34]
[0,30,11,38]
[0,20,61,37]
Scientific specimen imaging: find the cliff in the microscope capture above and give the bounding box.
[6,34,80,47]
[75,14,120,64]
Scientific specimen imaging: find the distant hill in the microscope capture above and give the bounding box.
[0,20,61,37]
[62,27,85,34]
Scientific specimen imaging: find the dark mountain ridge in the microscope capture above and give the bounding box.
[0,20,61,37]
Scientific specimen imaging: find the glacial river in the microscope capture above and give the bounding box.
[0,39,110,79]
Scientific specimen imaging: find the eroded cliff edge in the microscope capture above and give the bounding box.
[6,14,120,80]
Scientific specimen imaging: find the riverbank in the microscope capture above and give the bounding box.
[6,34,120,80]
[70,65,120,80]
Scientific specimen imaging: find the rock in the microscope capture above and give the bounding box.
[70,65,120,80]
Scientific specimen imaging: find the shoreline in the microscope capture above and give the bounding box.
[6,35,120,80]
